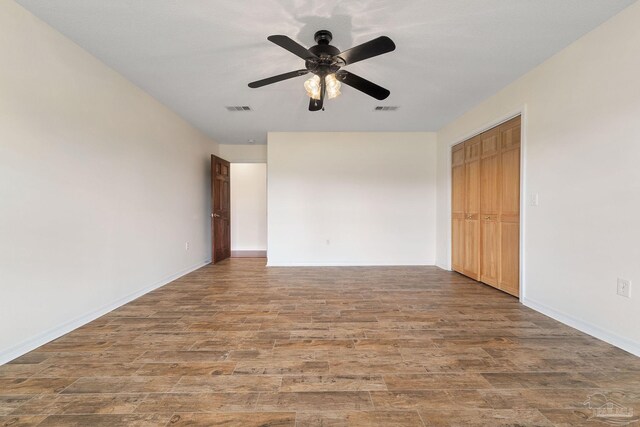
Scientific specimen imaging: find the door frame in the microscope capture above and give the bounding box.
[446,105,528,302]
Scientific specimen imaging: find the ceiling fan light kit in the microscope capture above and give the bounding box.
[303,75,321,100]
[248,30,395,111]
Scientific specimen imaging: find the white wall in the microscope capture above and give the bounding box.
[0,1,218,363]
[436,2,640,355]
[231,164,267,252]
[268,132,437,266]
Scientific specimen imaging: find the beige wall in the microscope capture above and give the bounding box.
[219,144,267,163]
[0,1,219,363]
[268,132,437,266]
[435,2,640,354]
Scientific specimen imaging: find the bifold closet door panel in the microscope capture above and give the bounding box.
[451,145,466,273]
[498,119,521,296]
[479,130,500,286]
[463,138,481,280]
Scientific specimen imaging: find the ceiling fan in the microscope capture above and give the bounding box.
[248,30,395,111]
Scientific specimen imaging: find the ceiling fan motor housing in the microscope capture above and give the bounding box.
[314,30,332,44]
[307,30,343,76]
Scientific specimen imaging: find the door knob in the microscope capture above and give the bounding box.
[213,213,221,218]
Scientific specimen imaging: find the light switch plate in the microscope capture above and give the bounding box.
[529,193,539,206]
[617,278,631,298]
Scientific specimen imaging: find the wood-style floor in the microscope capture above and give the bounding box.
[1,259,639,426]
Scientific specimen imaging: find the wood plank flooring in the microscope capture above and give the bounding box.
[1,258,639,426]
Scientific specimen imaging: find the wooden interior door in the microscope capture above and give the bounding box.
[451,145,466,273]
[479,129,500,286]
[463,137,481,280]
[211,155,231,263]
[498,118,521,295]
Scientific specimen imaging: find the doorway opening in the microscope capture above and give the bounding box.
[211,156,267,263]
[230,163,267,258]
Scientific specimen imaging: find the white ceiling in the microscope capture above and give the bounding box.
[17,0,636,145]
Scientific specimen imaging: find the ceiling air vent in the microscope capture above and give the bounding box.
[374,106,399,111]
[225,106,252,112]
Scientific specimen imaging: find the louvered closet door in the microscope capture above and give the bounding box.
[451,144,466,273]
[498,118,521,296]
[463,137,481,280]
[479,129,500,286]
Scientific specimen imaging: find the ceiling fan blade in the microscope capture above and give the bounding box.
[338,36,395,66]
[335,71,390,100]
[268,35,318,60]
[248,69,308,88]
[308,76,326,111]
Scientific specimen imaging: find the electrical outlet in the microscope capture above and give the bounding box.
[617,278,631,298]
[326,239,330,245]
[185,242,189,251]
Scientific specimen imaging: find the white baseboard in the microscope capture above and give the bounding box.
[266,260,435,267]
[231,250,267,258]
[523,297,640,357]
[0,259,211,366]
